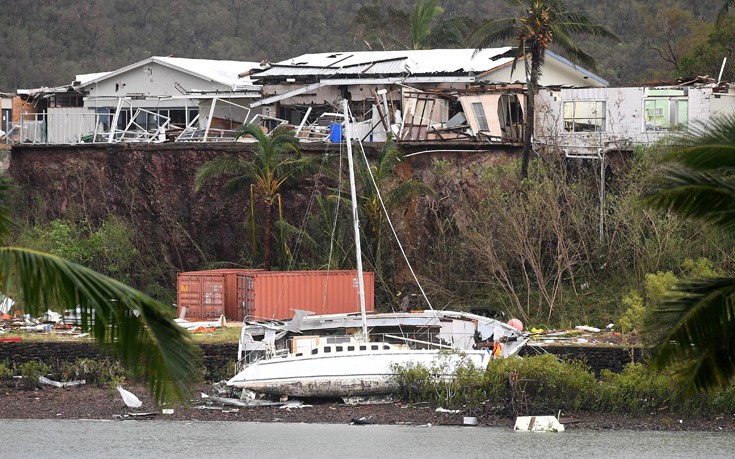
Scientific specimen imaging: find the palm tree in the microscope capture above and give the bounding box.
[350,0,468,51]
[333,139,434,278]
[644,114,735,391]
[194,124,314,270]
[0,178,199,404]
[467,0,618,178]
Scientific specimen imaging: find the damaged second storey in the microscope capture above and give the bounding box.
[248,48,607,144]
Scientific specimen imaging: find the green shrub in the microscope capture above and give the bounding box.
[598,363,735,417]
[17,361,51,390]
[483,354,598,415]
[60,358,128,388]
[0,360,13,381]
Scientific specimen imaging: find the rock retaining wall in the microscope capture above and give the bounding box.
[1,341,642,379]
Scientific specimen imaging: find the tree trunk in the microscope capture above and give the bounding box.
[521,50,540,179]
[264,201,272,271]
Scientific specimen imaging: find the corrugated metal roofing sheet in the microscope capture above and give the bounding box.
[256,48,514,79]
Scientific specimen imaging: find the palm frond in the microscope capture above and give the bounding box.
[194,156,248,191]
[466,18,517,53]
[550,28,597,69]
[648,277,735,391]
[0,247,200,403]
[384,180,435,210]
[234,123,269,146]
[644,165,735,233]
[410,0,444,49]
[555,11,621,40]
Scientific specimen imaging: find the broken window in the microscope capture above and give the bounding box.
[644,89,688,131]
[2,109,11,134]
[498,94,523,140]
[471,102,489,131]
[563,101,606,132]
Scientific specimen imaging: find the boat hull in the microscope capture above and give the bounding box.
[228,349,492,397]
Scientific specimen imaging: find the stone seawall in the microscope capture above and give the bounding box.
[1,342,642,379]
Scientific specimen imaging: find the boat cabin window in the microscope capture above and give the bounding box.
[347,346,355,351]
[383,345,390,350]
[311,349,319,355]
[336,346,343,352]
[295,353,303,357]
[371,345,379,351]
[324,346,331,353]
[359,345,367,351]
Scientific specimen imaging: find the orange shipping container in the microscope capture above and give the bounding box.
[177,269,374,322]
[177,269,261,321]
[242,270,374,321]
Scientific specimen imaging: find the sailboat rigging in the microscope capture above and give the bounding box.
[227,100,528,397]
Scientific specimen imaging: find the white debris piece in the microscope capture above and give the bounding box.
[117,386,143,408]
[514,415,565,432]
[39,376,86,388]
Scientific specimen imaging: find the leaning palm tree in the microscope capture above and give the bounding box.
[467,0,618,178]
[332,139,434,278]
[644,114,735,391]
[0,178,199,403]
[194,124,313,270]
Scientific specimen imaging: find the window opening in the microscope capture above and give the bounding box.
[563,101,606,132]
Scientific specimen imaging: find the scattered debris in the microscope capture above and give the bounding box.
[435,407,461,414]
[463,416,478,426]
[575,325,601,333]
[350,416,371,425]
[514,415,565,432]
[117,386,143,408]
[174,315,226,331]
[39,376,86,388]
[343,395,393,405]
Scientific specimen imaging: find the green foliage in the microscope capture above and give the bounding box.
[642,114,735,392]
[393,354,597,413]
[0,360,12,381]
[678,16,735,81]
[484,354,598,414]
[392,355,735,417]
[619,290,645,334]
[209,360,237,383]
[17,361,51,390]
[0,1,731,92]
[60,358,129,388]
[599,363,735,417]
[14,216,141,285]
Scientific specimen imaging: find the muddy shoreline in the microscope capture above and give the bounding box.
[2,383,734,432]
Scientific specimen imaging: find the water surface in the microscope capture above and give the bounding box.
[3,419,731,459]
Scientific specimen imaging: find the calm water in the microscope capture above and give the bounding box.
[2,419,733,459]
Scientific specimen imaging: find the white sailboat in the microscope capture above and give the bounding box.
[227,101,527,397]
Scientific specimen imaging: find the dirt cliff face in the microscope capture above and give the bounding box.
[7,142,521,281]
[9,143,258,272]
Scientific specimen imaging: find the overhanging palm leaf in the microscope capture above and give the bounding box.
[648,278,735,391]
[644,114,735,391]
[0,247,200,403]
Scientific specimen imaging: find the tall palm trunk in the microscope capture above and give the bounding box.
[263,201,272,270]
[522,49,540,179]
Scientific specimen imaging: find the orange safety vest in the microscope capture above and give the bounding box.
[492,341,503,357]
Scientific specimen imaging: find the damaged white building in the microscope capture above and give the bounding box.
[248,47,607,143]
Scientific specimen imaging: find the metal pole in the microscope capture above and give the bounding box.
[599,148,605,244]
[343,100,368,341]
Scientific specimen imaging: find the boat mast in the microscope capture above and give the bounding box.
[342,100,369,341]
